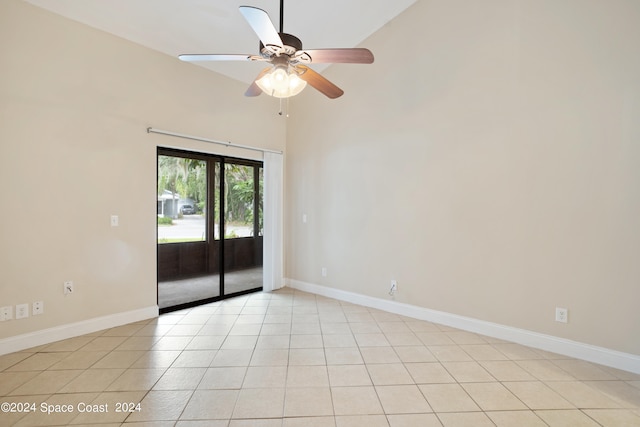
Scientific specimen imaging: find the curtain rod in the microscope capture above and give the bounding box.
[147,127,283,155]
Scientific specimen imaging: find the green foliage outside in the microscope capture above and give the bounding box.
[157,216,173,226]
[158,155,263,237]
[158,156,206,213]
[224,164,263,233]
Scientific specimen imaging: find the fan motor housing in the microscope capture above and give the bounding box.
[260,33,302,56]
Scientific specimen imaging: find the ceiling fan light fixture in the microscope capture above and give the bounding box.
[179,4,374,100]
[256,65,307,98]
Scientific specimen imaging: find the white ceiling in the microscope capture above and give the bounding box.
[23,0,416,84]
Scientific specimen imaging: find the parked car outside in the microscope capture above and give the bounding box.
[180,204,195,215]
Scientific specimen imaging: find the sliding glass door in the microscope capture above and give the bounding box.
[220,161,264,295]
[157,148,263,312]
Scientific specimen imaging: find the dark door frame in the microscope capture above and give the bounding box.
[157,147,264,313]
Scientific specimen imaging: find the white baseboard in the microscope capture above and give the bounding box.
[286,279,640,375]
[0,306,159,356]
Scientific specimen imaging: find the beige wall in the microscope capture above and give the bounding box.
[2,0,638,359]
[0,0,285,340]
[286,0,640,355]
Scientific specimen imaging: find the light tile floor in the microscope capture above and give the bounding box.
[1,288,639,426]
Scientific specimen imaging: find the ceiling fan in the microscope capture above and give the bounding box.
[178,0,374,99]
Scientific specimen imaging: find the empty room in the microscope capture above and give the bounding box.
[1,0,639,426]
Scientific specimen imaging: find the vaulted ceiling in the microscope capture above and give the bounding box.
[24,0,416,84]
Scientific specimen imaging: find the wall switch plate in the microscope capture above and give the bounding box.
[33,301,44,315]
[555,307,568,323]
[0,306,12,321]
[321,267,327,277]
[389,280,398,295]
[16,303,29,319]
[64,281,74,295]
[110,215,119,227]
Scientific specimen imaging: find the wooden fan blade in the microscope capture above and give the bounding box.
[179,54,254,62]
[245,67,272,97]
[297,48,374,64]
[239,6,283,48]
[296,65,344,99]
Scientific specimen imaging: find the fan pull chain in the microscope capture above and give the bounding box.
[278,98,291,118]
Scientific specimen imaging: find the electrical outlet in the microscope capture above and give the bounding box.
[33,301,44,315]
[0,306,12,321]
[555,307,568,323]
[64,281,74,295]
[16,303,29,319]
